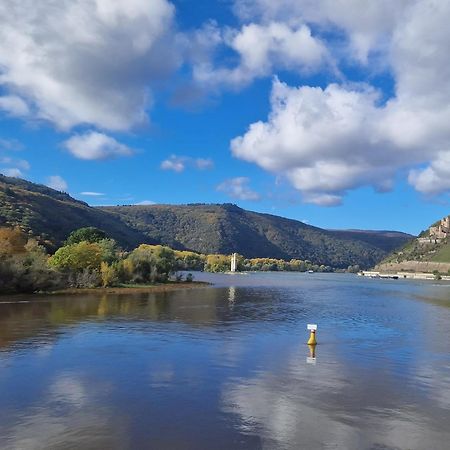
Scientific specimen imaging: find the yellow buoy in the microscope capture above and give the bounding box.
[308,344,316,359]
[307,324,317,345]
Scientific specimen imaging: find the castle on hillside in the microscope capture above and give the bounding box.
[418,215,450,244]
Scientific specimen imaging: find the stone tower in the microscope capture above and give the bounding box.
[231,253,238,272]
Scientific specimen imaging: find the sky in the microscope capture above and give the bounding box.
[0,0,449,235]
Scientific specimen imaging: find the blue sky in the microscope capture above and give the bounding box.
[0,0,449,235]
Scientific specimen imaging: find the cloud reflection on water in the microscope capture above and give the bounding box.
[221,341,450,450]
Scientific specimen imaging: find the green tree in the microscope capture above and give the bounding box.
[65,227,106,245]
[49,241,102,271]
[125,244,176,283]
[174,250,205,270]
[97,238,120,264]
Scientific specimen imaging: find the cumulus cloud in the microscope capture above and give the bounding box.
[0,0,179,131]
[0,95,30,117]
[63,131,134,160]
[408,153,450,196]
[217,177,260,201]
[160,155,214,172]
[231,0,450,203]
[233,0,410,63]
[193,22,329,89]
[46,175,68,192]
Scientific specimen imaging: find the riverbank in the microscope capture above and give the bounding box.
[376,261,450,273]
[47,281,211,296]
[360,271,450,281]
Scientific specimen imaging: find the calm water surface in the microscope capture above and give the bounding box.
[1,273,450,449]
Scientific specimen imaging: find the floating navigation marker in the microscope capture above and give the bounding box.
[307,324,318,345]
[306,344,317,365]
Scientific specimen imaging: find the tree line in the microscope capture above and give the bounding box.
[0,226,342,294]
[0,226,190,294]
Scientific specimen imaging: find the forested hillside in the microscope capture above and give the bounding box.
[0,175,151,250]
[0,175,413,268]
[101,203,412,268]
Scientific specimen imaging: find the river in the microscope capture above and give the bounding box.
[1,272,450,449]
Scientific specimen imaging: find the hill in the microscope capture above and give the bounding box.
[378,214,450,272]
[100,203,412,268]
[0,174,413,268]
[0,174,151,250]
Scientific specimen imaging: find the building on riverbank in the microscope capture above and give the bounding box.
[419,215,450,244]
[360,270,449,280]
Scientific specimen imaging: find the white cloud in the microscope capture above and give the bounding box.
[217,177,260,201]
[161,156,185,172]
[79,191,105,196]
[233,0,410,63]
[46,175,68,192]
[408,153,450,196]
[2,168,23,178]
[231,0,450,203]
[193,22,329,89]
[0,95,30,117]
[231,80,396,205]
[135,200,156,205]
[63,131,134,160]
[0,0,179,131]
[160,155,214,172]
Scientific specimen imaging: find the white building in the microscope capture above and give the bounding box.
[230,253,238,272]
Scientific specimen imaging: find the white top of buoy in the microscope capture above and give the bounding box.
[307,324,317,331]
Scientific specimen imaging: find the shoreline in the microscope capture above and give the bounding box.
[0,281,211,298]
[360,270,450,281]
[50,281,211,295]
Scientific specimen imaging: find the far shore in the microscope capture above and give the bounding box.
[360,270,450,281]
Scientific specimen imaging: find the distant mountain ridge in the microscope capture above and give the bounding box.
[0,174,413,268]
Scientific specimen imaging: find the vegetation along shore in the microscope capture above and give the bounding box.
[0,225,344,295]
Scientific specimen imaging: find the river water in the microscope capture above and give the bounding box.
[1,272,450,449]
